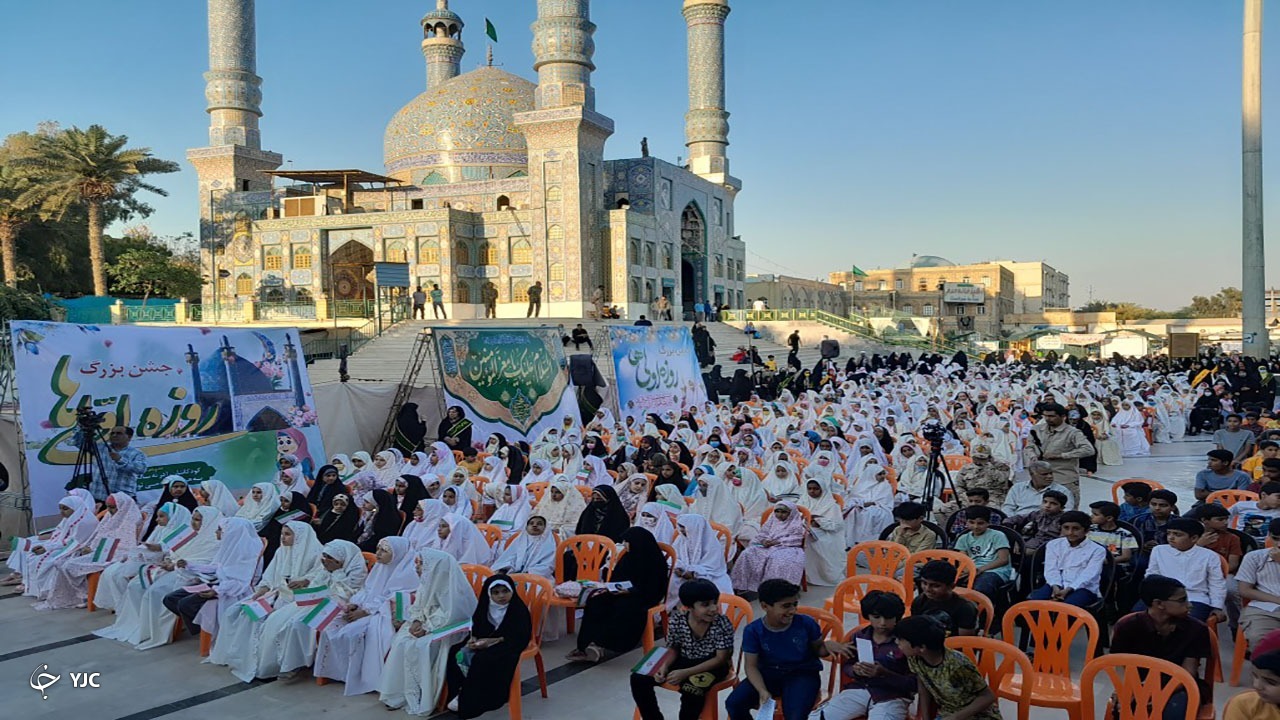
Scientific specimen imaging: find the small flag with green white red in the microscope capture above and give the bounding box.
[631,646,676,676]
[161,524,198,552]
[427,619,472,642]
[301,598,342,632]
[11,537,32,553]
[485,18,498,42]
[138,564,159,590]
[276,510,307,525]
[90,538,120,563]
[241,596,274,622]
[293,585,328,607]
[391,591,415,623]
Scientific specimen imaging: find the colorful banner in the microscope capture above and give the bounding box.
[607,325,708,427]
[432,327,575,443]
[10,322,325,518]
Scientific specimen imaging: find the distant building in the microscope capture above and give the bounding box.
[745,274,848,315]
[993,261,1070,313]
[829,256,1018,339]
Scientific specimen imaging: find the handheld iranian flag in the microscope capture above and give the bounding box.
[426,619,472,642]
[631,646,676,677]
[90,538,120,563]
[293,585,328,607]
[11,537,32,553]
[241,596,275,622]
[301,598,342,632]
[575,467,592,485]
[658,499,683,521]
[276,510,307,525]
[138,564,159,590]
[161,524,199,552]
[390,591,415,623]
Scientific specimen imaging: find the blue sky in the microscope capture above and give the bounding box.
[0,1,1274,308]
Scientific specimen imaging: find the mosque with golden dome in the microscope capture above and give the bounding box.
[190,0,746,320]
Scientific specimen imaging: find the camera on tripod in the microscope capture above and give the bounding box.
[76,406,107,431]
[920,419,947,446]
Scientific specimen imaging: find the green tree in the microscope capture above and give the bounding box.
[18,125,179,296]
[0,284,57,321]
[107,227,201,302]
[0,133,40,287]
[1181,287,1243,318]
[1075,300,1162,322]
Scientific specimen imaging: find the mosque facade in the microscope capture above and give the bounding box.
[190,0,747,320]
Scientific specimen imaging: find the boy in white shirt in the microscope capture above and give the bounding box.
[1145,517,1227,623]
[1028,511,1106,607]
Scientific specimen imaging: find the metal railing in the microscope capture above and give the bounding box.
[257,302,317,321]
[123,304,177,323]
[190,302,246,323]
[334,299,376,318]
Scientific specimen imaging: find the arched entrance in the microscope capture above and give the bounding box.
[680,203,706,316]
[330,240,374,316]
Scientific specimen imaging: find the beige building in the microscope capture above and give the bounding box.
[829,256,1017,338]
[994,261,1070,312]
[745,274,848,315]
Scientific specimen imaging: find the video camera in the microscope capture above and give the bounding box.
[920,419,947,446]
[76,406,107,431]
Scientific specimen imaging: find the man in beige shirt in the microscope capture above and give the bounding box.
[1029,403,1096,500]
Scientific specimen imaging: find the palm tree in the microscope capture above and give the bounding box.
[19,125,178,295]
[0,134,40,287]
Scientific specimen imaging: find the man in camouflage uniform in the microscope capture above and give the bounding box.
[954,444,1012,507]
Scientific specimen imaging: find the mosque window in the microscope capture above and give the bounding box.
[923,304,935,316]
[453,242,471,265]
[455,281,472,303]
[512,280,531,303]
[643,243,654,267]
[548,225,564,242]
[217,277,230,295]
[507,170,528,179]
[726,258,735,279]
[386,241,408,263]
[510,238,532,264]
[546,186,563,202]
[292,245,312,269]
[628,240,640,265]
[479,241,499,265]
[713,255,723,277]
[977,305,987,315]
[954,305,966,316]
[497,195,511,211]
[549,262,565,282]
[629,277,640,301]
[962,276,970,283]
[421,171,447,185]
[853,281,864,292]
[263,287,285,303]
[236,273,253,295]
[662,244,673,270]
[877,281,886,291]
[295,287,313,303]
[981,276,991,287]
[902,304,913,314]
[263,247,283,271]
[419,238,440,264]
[411,199,425,210]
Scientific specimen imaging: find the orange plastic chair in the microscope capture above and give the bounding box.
[1080,653,1199,720]
[796,607,842,704]
[709,521,734,561]
[903,549,977,602]
[955,587,996,637]
[1206,489,1258,510]
[1109,478,1165,504]
[361,551,377,570]
[634,594,753,720]
[1230,600,1252,686]
[86,571,103,612]
[475,523,503,548]
[822,575,906,625]
[506,573,553,719]
[943,454,972,472]
[525,481,549,504]
[846,540,911,578]
[946,636,1035,720]
[1000,600,1100,720]
[461,563,494,596]
[577,486,595,504]
[549,534,617,634]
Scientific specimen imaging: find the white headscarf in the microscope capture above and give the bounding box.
[441,484,473,519]
[533,478,587,534]
[330,454,354,482]
[350,536,419,609]
[374,450,402,490]
[410,548,478,629]
[212,517,264,590]
[581,455,611,488]
[50,495,99,547]
[492,522,556,577]
[690,474,743,532]
[147,502,193,545]
[426,442,458,476]
[674,514,727,578]
[429,514,491,564]
[524,459,555,485]
[653,484,687,517]
[177,506,222,563]
[636,502,677,545]
[486,578,515,628]
[489,485,531,536]
[403,498,450,548]
[261,521,323,591]
[236,482,281,529]
[315,540,369,602]
[199,480,240,518]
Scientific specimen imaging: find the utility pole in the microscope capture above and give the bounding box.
[1243,0,1269,357]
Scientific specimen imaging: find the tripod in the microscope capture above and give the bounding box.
[68,424,112,503]
[921,441,960,522]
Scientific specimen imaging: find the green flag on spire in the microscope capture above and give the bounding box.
[851,265,868,277]
[485,18,499,42]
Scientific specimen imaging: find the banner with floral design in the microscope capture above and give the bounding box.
[10,321,324,517]
[607,325,708,427]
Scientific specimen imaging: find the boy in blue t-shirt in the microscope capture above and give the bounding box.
[726,579,850,720]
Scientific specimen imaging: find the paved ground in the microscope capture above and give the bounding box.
[0,437,1254,719]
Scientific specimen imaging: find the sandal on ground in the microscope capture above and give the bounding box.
[584,645,605,663]
[565,649,589,662]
